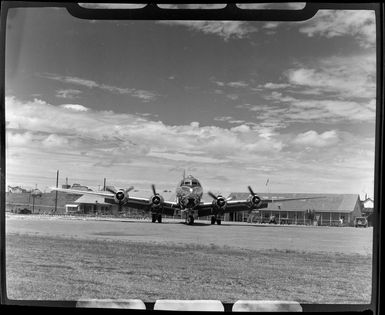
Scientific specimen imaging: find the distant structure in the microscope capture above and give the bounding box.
[62,177,71,189]
[69,183,93,191]
[8,185,28,193]
[361,196,374,226]
[226,193,363,226]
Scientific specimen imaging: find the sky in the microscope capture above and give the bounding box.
[5,4,377,198]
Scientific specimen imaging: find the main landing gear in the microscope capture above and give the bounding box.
[186,215,194,225]
[152,213,162,223]
[211,216,221,225]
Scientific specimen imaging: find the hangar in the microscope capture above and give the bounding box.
[69,195,113,214]
[226,193,363,226]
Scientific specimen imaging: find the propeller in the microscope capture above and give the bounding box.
[150,184,163,206]
[105,186,117,194]
[106,186,134,207]
[105,185,134,194]
[208,191,231,208]
[208,191,218,200]
[247,186,262,209]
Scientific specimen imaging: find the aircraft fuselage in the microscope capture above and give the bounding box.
[175,175,203,210]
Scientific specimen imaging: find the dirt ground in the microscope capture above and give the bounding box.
[5,214,374,304]
[6,214,373,254]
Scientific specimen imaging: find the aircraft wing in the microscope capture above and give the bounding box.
[51,187,178,215]
[50,187,115,198]
[196,200,264,217]
[259,196,324,203]
[118,198,179,215]
[196,196,324,217]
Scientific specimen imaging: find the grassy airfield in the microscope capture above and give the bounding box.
[6,215,372,303]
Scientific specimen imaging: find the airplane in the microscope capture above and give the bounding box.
[51,173,323,225]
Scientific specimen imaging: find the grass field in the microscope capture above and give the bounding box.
[6,233,372,303]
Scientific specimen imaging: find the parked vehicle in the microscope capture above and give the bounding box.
[13,208,32,214]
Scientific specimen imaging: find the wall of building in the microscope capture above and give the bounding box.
[6,192,80,214]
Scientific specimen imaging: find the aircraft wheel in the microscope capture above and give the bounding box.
[157,214,162,223]
[211,216,216,225]
[216,219,221,225]
[152,214,157,223]
[187,215,194,225]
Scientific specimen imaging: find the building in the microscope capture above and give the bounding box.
[8,185,28,193]
[225,193,363,226]
[72,195,114,214]
[361,197,374,227]
[70,183,93,191]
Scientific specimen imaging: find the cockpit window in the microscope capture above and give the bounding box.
[183,181,191,186]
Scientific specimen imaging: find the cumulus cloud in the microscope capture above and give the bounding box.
[5,96,284,167]
[285,53,376,99]
[60,104,89,112]
[292,130,340,147]
[5,96,375,194]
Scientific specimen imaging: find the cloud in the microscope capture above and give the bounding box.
[56,89,82,99]
[60,104,89,112]
[213,116,245,125]
[285,54,376,99]
[292,130,340,147]
[157,21,258,41]
[42,134,70,147]
[212,79,249,88]
[260,82,291,89]
[5,96,284,166]
[227,81,249,88]
[298,10,376,48]
[249,53,376,126]
[5,96,375,195]
[39,73,157,102]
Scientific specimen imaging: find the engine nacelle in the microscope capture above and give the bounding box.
[150,194,164,208]
[247,194,262,209]
[114,190,129,204]
[212,195,227,210]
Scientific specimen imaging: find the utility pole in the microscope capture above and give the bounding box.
[103,178,106,191]
[54,170,59,213]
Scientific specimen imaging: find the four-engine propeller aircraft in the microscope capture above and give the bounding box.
[52,174,323,225]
